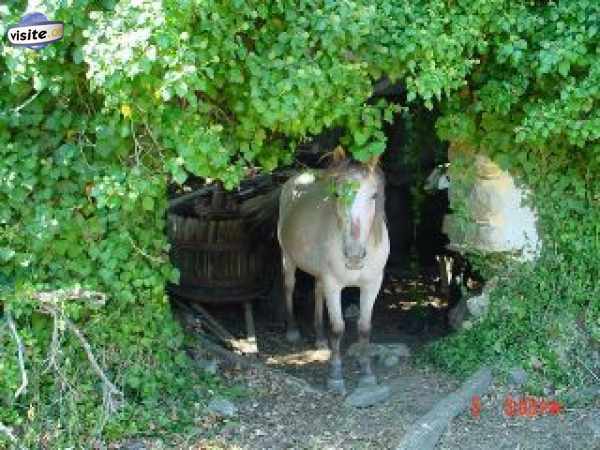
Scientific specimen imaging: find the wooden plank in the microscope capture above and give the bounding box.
[168,185,215,211]
[175,298,256,355]
[396,367,493,450]
[243,301,258,355]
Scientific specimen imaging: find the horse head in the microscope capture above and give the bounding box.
[328,151,385,270]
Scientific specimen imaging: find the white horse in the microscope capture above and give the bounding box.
[276,153,389,393]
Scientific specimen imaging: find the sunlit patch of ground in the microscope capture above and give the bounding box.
[265,348,331,367]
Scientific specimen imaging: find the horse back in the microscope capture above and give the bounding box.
[277,170,334,270]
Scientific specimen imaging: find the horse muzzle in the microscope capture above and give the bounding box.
[344,249,366,270]
[345,260,364,270]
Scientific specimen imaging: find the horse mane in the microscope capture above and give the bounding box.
[325,156,387,245]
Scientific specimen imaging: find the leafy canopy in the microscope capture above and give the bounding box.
[0,0,599,445]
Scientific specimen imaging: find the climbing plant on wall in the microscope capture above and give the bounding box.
[1,0,598,445]
[431,0,600,393]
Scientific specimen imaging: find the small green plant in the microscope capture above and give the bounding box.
[330,178,361,208]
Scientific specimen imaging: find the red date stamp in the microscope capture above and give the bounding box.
[470,395,562,418]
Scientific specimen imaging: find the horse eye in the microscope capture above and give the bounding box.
[371,193,378,200]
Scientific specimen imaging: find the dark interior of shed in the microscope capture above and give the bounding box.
[167,84,481,363]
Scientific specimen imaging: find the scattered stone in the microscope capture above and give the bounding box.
[543,384,555,397]
[507,367,528,386]
[122,441,147,450]
[383,354,400,368]
[466,291,489,319]
[345,384,391,408]
[584,415,600,436]
[466,277,498,319]
[344,304,360,319]
[383,343,411,358]
[530,356,543,370]
[196,358,218,375]
[448,298,468,331]
[207,398,238,418]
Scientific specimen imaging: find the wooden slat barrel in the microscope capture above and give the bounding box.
[167,183,277,305]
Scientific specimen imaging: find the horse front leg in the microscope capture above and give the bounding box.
[314,279,328,349]
[324,282,345,394]
[357,276,383,387]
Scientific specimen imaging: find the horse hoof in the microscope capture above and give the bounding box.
[327,378,346,395]
[315,339,329,350]
[358,374,377,388]
[286,328,301,343]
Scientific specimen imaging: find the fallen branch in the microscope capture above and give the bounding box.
[41,305,123,414]
[0,421,18,445]
[396,367,493,450]
[12,89,42,114]
[31,287,106,306]
[175,299,259,355]
[174,299,236,343]
[5,311,28,400]
[64,316,120,395]
[127,235,165,265]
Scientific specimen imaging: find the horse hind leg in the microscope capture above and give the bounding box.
[357,277,383,388]
[314,279,328,349]
[282,252,300,343]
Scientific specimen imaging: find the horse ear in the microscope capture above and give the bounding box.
[367,153,381,172]
[332,146,346,163]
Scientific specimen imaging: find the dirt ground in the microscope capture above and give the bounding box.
[178,273,599,450]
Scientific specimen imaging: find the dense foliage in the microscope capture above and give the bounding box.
[1,0,598,445]
[429,0,600,393]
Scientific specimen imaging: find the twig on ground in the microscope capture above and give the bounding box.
[12,89,42,114]
[127,235,165,265]
[5,311,28,400]
[41,304,124,414]
[64,315,123,412]
[0,421,18,445]
[575,355,600,384]
[45,309,61,371]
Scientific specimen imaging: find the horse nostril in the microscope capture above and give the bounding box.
[360,249,366,259]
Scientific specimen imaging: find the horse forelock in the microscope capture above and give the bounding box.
[327,158,386,245]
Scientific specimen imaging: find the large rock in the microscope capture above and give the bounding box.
[207,398,238,417]
[466,277,498,319]
[507,367,528,386]
[345,384,391,408]
[466,291,490,319]
[443,152,541,261]
[196,358,219,375]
